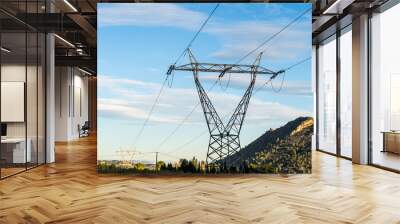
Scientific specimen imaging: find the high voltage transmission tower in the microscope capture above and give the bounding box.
[168,49,283,170]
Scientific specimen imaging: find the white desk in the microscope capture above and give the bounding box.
[1,138,31,163]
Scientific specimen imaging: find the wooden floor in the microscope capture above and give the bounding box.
[1,135,400,223]
[373,151,400,171]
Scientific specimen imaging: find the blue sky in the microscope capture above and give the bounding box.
[97,3,312,163]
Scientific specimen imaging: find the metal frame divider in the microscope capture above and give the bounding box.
[0,0,48,180]
[315,23,353,162]
[336,23,341,157]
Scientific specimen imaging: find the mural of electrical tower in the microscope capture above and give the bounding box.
[97,3,313,174]
[169,49,284,170]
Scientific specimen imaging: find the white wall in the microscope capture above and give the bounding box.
[1,64,41,137]
[1,63,46,164]
[55,67,89,141]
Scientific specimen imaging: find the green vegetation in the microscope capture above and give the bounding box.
[97,117,313,174]
[97,157,207,174]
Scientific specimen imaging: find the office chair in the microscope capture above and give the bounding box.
[79,121,90,138]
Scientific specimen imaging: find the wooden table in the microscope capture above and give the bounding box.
[382,131,400,154]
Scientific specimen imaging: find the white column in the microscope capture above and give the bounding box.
[352,14,369,164]
[46,33,55,163]
[45,0,55,163]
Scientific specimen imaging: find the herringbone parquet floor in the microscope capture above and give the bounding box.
[1,135,400,224]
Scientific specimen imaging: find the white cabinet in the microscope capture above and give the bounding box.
[1,138,32,163]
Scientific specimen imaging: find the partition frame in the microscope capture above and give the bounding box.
[314,22,353,161]
[0,0,47,180]
[367,1,400,173]
[315,0,400,173]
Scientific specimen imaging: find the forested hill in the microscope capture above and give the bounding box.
[230,116,313,173]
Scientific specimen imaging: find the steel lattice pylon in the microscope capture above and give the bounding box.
[169,49,281,170]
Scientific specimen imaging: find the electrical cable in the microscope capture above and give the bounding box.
[132,77,169,148]
[166,102,237,155]
[219,7,310,92]
[172,3,220,66]
[167,56,311,155]
[159,152,182,160]
[270,71,286,93]
[234,7,311,65]
[256,56,311,93]
[269,57,310,93]
[283,57,311,71]
[133,4,220,148]
[156,7,310,155]
[166,129,208,155]
[168,57,310,155]
[155,79,219,151]
[166,3,220,89]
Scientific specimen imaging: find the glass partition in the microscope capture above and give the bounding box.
[370,3,400,171]
[339,27,352,158]
[0,1,46,179]
[317,35,337,154]
[38,32,45,165]
[1,30,28,177]
[27,30,38,169]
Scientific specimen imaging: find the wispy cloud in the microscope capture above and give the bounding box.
[98,4,311,61]
[98,75,311,126]
[98,4,206,30]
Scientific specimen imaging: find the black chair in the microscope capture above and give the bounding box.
[79,121,90,138]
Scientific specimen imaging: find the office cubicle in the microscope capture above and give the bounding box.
[0,1,46,179]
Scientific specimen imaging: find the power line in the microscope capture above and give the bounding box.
[270,56,311,93]
[156,101,201,150]
[165,101,238,155]
[271,72,286,93]
[173,3,220,66]
[234,7,311,65]
[157,7,311,155]
[132,77,169,147]
[166,129,208,155]
[167,56,311,155]
[159,152,182,160]
[134,4,220,147]
[219,7,310,92]
[283,57,311,71]
[168,4,220,87]
[256,56,311,93]
[161,56,308,154]
[155,80,219,151]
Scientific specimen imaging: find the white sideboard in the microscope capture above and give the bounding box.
[1,138,32,163]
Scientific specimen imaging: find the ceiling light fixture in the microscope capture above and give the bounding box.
[76,48,86,56]
[54,34,75,48]
[323,0,354,15]
[78,67,93,76]
[1,47,11,53]
[63,0,78,12]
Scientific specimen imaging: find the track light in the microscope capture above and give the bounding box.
[322,0,354,15]
[78,67,93,76]
[54,34,75,48]
[76,48,84,55]
[1,47,11,53]
[63,0,78,12]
